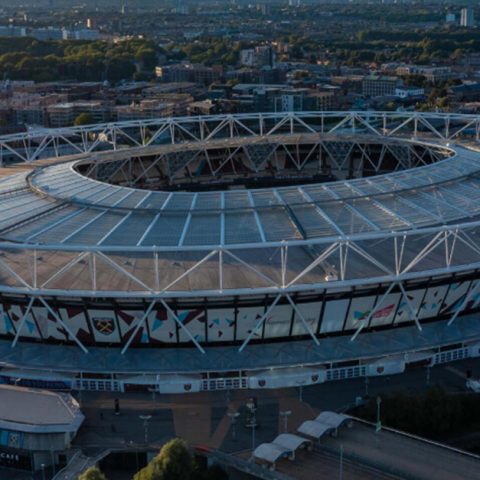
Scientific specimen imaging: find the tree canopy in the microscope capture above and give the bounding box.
[78,466,107,480]
[134,438,193,480]
[73,112,95,126]
[0,37,159,83]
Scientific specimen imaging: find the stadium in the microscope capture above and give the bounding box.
[0,111,479,393]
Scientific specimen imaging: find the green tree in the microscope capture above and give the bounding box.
[135,48,157,70]
[74,113,95,126]
[78,466,107,480]
[134,439,193,480]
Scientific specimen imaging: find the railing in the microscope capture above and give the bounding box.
[201,377,248,391]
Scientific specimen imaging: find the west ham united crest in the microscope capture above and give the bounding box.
[93,317,115,335]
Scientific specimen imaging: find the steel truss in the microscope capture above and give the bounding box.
[0,220,478,351]
[2,112,480,353]
[0,111,474,165]
[82,137,442,187]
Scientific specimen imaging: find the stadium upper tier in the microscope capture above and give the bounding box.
[0,138,478,247]
[0,111,478,297]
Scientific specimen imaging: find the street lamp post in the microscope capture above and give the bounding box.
[279,410,292,433]
[139,414,152,444]
[245,398,258,451]
[376,396,382,432]
[339,444,344,480]
[227,411,240,441]
[251,421,256,451]
[295,380,306,402]
[50,450,56,475]
[40,463,46,480]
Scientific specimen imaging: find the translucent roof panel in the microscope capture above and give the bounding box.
[224,211,262,244]
[3,132,480,250]
[101,213,157,246]
[141,212,189,246]
[183,213,221,246]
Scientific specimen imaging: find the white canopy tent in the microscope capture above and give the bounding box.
[297,412,352,441]
[252,443,292,469]
[273,433,312,459]
[315,412,351,429]
[297,420,333,440]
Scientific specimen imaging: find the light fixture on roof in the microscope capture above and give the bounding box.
[324,265,338,282]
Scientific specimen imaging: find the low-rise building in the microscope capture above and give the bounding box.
[240,45,276,68]
[0,385,84,472]
[448,82,480,101]
[62,28,101,40]
[395,86,425,99]
[31,27,63,41]
[47,101,112,127]
[362,75,400,97]
[188,99,216,116]
[145,94,193,116]
[156,63,223,85]
[116,100,175,121]
[0,26,26,37]
[231,84,336,112]
[395,65,453,83]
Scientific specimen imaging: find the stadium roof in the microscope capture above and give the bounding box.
[0,112,478,297]
[1,141,477,248]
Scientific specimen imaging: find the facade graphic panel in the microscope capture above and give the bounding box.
[207,307,235,342]
[394,288,426,324]
[32,306,67,341]
[418,285,449,320]
[369,293,401,328]
[147,307,177,343]
[117,309,150,344]
[236,306,265,340]
[177,308,206,343]
[0,305,14,337]
[344,296,376,331]
[59,307,93,343]
[7,304,39,339]
[88,309,121,343]
[264,304,293,339]
[291,301,321,337]
[440,281,471,315]
[466,280,480,311]
[320,299,349,334]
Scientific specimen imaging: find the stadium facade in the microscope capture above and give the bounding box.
[0,111,478,393]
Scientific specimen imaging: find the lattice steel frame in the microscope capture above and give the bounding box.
[2,111,480,352]
[1,111,475,164]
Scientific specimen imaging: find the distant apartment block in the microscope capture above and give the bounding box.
[47,101,112,127]
[30,27,63,41]
[155,63,222,85]
[232,84,336,113]
[445,13,456,23]
[144,94,193,116]
[460,7,475,27]
[395,65,453,83]
[362,75,400,97]
[62,28,101,40]
[0,25,26,37]
[395,86,425,99]
[116,100,175,121]
[240,45,276,68]
[0,25,100,40]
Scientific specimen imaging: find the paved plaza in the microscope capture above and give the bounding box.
[2,357,480,479]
